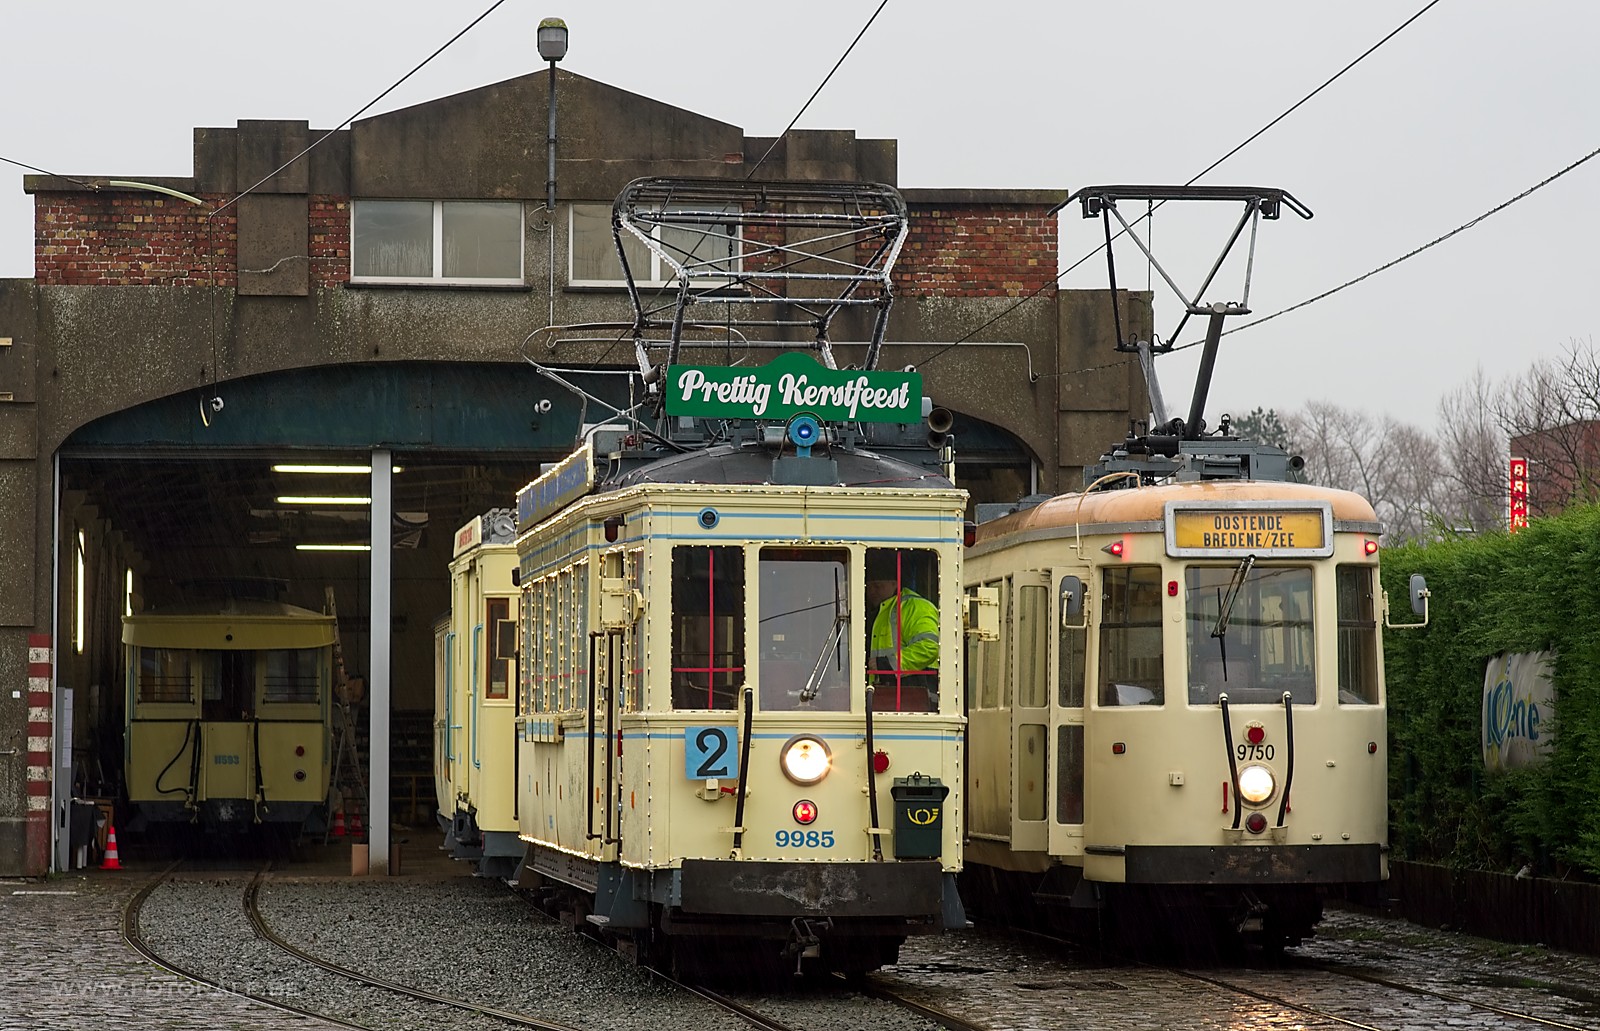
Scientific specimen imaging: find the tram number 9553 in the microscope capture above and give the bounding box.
[1236,743,1275,762]
[776,830,835,848]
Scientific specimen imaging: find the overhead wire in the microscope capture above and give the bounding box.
[589,0,893,369]
[196,0,511,410]
[1166,142,1600,354]
[917,0,1444,371]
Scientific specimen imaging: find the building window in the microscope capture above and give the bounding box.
[569,202,739,287]
[352,200,523,284]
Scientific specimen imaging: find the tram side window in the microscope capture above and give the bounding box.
[485,597,511,700]
[1099,566,1164,706]
[758,547,850,712]
[623,549,644,713]
[972,578,1007,710]
[672,546,746,710]
[137,648,193,704]
[263,648,321,704]
[1336,565,1379,705]
[1016,583,1049,709]
[865,548,942,713]
[571,562,590,711]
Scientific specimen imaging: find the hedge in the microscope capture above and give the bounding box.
[1382,504,1600,878]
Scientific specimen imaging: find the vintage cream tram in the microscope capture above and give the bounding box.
[435,508,522,877]
[509,355,983,975]
[124,599,335,831]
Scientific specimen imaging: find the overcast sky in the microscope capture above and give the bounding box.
[5,0,1596,430]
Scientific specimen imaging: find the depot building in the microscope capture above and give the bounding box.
[0,61,1149,875]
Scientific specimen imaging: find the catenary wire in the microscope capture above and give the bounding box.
[918,0,1444,371]
[1035,140,1600,381]
[201,0,510,401]
[1164,141,1600,354]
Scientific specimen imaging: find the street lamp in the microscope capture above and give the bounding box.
[539,17,568,215]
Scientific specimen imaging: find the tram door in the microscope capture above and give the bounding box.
[201,650,256,801]
[1010,572,1052,852]
[589,564,626,862]
[1049,568,1089,857]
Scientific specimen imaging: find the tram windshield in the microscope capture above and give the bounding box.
[757,547,850,711]
[1185,564,1316,705]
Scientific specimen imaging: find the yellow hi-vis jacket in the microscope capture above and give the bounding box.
[870,589,939,673]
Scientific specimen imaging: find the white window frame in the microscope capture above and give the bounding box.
[350,199,525,286]
[568,202,741,289]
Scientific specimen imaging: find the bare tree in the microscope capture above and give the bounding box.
[1283,402,1447,543]
[1435,367,1508,532]
[1492,339,1600,517]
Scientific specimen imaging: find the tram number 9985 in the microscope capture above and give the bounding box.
[776,830,835,848]
[1236,743,1275,762]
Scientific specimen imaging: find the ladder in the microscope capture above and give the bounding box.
[325,586,368,843]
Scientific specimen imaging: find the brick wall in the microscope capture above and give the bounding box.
[34,193,237,287]
[34,192,356,288]
[897,204,1057,298]
[309,197,351,287]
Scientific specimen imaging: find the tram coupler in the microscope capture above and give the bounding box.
[784,916,830,971]
[1234,890,1269,935]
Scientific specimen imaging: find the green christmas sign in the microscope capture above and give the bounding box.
[664,353,922,424]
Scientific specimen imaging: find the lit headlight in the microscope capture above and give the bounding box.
[779,735,832,785]
[1238,764,1276,805]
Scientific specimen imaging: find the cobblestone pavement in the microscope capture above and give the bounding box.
[12,860,1600,1031]
[0,866,344,1031]
[876,906,1600,1031]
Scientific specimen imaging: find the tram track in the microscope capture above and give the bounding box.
[1005,922,1600,1031]
[124,860,588,1031]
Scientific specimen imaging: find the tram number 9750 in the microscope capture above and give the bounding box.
[1236,743,1275,762]
[776,830,835,848]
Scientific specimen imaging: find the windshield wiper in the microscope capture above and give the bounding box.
[799,567,848,703]
[1211,554,1256,639]
[1210,555,1256,684]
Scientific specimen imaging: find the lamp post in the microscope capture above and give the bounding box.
[538,17,569,216]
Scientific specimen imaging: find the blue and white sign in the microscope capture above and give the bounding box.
[684,725,739,780]
[516,442,595,533]
[1482,650,1556,771]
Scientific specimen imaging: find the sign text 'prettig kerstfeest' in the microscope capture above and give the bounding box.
[665,353,922,424]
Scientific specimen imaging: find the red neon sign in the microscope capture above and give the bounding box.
[1509,457,1529,532]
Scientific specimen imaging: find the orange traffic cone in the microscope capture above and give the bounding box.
[331,809,347,837]
[101,825,122,870]
[349,808,364,838]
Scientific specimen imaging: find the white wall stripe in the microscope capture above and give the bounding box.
[26,767,49,781]
[28,795,49,812]
[28,647,50,664]
[28,707,51,723]
[28,677,50,693]
[27,736,50,752]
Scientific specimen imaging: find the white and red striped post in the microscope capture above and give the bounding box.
[25,633,52,874]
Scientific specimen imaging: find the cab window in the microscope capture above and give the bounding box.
[757,548,849,711]
[672,546,745,710]
[1336,565,1379,704]
[864,548,941,713]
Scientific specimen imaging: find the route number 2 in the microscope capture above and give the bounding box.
[685,725,739,779]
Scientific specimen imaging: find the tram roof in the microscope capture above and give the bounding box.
[974,479,1380,544]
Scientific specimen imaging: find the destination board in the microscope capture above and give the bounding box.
[1165,503,1333,558]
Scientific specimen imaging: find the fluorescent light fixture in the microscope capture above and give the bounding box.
[277,496,373,505]
[295,544,372,552]
[272,464,403,474]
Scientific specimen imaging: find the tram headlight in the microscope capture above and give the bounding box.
[779,735,832,785]
[1238,764,1276,805]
